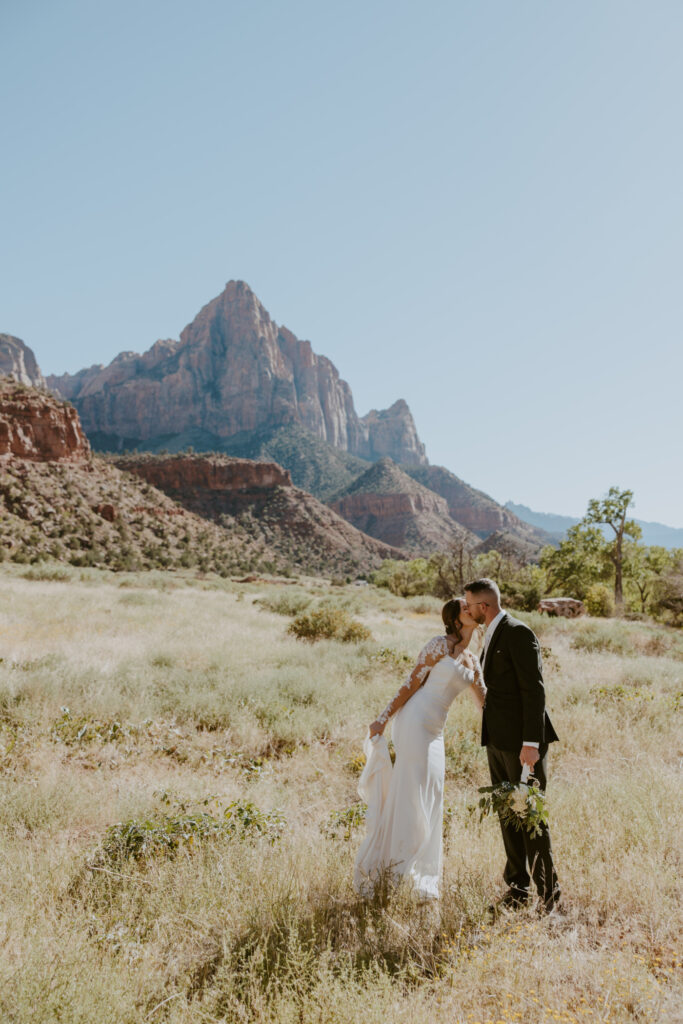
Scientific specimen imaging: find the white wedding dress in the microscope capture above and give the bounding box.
[354,637,483,900]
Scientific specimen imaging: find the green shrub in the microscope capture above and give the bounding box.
[100,800,284,863]
[22,563,72,582]
[584,583,615,617]
[370,646,413,670]
[257,591,313,617]
[321,801,367,840]
[370,558,436,597]
[51,708,138,745]
[287,606,371,643]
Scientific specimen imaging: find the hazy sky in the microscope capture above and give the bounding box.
[2,1,681,525]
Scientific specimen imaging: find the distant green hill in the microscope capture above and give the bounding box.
[329,456,429,502]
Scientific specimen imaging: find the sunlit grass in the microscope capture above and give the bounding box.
[0,569,680,1022]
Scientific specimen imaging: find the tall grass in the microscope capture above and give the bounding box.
[0,570,680,1023]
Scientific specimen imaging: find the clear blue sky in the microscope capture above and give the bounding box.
[2,0,681,525]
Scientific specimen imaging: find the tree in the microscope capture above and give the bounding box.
[540,524,611,600]
[429,540,475,599]
[582,487,641,612]
[371,558,437,597]
[623,544,672,614]
[650,557,683,625]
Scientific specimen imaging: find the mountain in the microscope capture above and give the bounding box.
[46,280,427,466]
[217,422,372,501]
[329,457,478,555]
[0,379,402,577]
[0,376,89,461]
[404,465,550,546]
[0,379,272,575]
[0,335,46,389]
[113,454,404,577]
[506,501,683,550]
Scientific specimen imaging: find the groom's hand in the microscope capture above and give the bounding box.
[520,745,540,770]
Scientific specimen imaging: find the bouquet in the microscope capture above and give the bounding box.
[476,766,548,838]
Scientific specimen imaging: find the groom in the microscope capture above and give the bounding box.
[463,578,561,913]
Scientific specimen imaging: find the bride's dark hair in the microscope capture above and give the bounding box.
[442,599,464,644]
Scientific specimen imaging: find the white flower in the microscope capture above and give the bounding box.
[509,788,529,816]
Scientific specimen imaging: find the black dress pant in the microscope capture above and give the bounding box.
[486,743,560,907]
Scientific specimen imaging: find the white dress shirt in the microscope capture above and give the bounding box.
[483,608,539,750]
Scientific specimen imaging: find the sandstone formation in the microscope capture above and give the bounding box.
[120,455,293,502]
[116,454,405,574]
[404,465,545,542]
[0,379,91,462]
[47,281,428,466]
[329,457,478,555]
[0,335,46,389]
[361,400,426,464]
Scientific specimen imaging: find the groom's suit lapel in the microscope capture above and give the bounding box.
[483,614,509,677]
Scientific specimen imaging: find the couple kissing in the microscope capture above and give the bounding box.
[354,577,561,915]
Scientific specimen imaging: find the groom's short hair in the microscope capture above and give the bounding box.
[464,577,500,602]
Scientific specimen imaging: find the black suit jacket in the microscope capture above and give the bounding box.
[481,613,558,752]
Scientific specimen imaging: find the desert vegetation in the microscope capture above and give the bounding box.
[372,486,683,625]
[0,565,680,1022]
[0,458,279,576]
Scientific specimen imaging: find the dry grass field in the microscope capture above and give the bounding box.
[0,566,680,1023]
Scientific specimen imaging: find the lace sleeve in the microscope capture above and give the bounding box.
[376,636,449,725]
[469,654,487,707]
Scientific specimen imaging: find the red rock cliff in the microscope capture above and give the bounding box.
[0,380,91,462]
[121,456,291,495]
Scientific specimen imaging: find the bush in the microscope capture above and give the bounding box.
[287,606,371,643]
[584,583,615,617]
[100,801,284,863]
[257,592,312,617]
[650,563,683,625]
[22,563,72,582]
[321,801,367,840]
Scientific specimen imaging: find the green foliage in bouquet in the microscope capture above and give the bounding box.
[476,781,549,838]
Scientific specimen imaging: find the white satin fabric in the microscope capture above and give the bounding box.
[354,646,475,900]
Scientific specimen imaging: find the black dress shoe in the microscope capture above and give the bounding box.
[538,892,565,917]
[488,889,530,915]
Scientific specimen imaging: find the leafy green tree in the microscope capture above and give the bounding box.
[583,487,641,612]
[540,524,611,600]
[650,557,683,625]
[371,558,437,597]
[623,544,673,614]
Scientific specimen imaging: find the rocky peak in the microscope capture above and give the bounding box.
[405,464,548,547]
[0,335,46,389]
[45,281,428,465]
[360,400,426,466]
[328,456,477,554]
[0,379,91,462]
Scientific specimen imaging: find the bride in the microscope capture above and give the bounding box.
[354,598,485,900]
